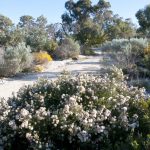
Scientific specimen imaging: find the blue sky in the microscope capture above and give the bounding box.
[0,0,149,25]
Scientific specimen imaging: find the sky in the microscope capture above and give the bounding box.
[0,0,150,25]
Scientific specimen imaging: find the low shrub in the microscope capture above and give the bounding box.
[0,59,20,77]
[0,67,150,149]
[80,45,96,56]
[33,51,53,65]
[54,37,80,60]
[0,42,32,77]
[44,39,58,53]
[100,38,148,54]
[99,38,150,80]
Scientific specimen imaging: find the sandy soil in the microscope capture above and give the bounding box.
[0,55,103,99]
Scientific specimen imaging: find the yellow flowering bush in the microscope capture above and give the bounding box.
[33,51,53,65]
[32,65,44,72]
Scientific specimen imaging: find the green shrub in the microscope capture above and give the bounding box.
[54,37,80,59]
[0,42,32,77]
[44,39,58,53]
[80,45,96,55]
[0,67,150,149]
[100,38,150,78]
[100,38,148,53]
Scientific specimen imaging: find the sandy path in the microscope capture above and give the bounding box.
[0,55,102,99]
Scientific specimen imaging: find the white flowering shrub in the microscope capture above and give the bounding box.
[0,68,150,149]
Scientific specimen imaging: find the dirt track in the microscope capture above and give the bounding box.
[0,55,103,99]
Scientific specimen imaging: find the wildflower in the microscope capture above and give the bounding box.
[20,108,29,118]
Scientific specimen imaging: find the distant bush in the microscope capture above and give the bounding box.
[100,38,150,78]
[44,39,58,53]
[33,51,53,65]
[54,37,80,59]
[0,67,150,149]
[0,42,32,77]
[80,45,96,55]
[100,38,148,58]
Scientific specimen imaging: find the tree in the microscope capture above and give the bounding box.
[76,19,106,45]
[106,16,136,40]
[46,23,60,40]
[18,15,59,52]
[62,0,112,46]
[0,14,13,45]
[0,14,13,31]
[36,15,47,29]
[18,15,47,51]
[136,4,150,37]
[0,15,27,47]
[18,15,34,28]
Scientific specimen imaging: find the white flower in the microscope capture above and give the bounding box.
[35,107,48,120]
[122,107,127,112]
[88,118,93,123]
[21,120,29,128]
[26,133,32,140]
[78,86,86,93]
[133,114,138,119]
[96,125,105,133]
[51,115,59,126]
[69,96,76,104]
[91,109,97,118]
[104,109,111,117]
[20,108,29,118]
[63,105,70,113]
[9,120,17,129]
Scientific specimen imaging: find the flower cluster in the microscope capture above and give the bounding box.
[0,68,150,149]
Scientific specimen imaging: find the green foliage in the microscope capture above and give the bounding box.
[54,37,80,59]
[144,54,150,70]
[0,42,32,77]
[0,14,13,46]
[0,68,150,149]
[106,17,136,40]
[80,45,96,55]
[136,4,150,37]
[25,27,47,52]
[18,15,60,53]
[100,38,148,68]
[62,0,135,48]
[0,15,25,47]
[44,39,58,53]
[62,0,112,46]
[100,38,150,86]
[101,38,148,53]
[76,19,107,46]
[18,15,34,28]
[0,14,13,31]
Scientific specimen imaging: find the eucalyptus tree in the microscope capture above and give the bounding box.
[136,4,150,37]
[0,14,23,46]
[61,0,112,47]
